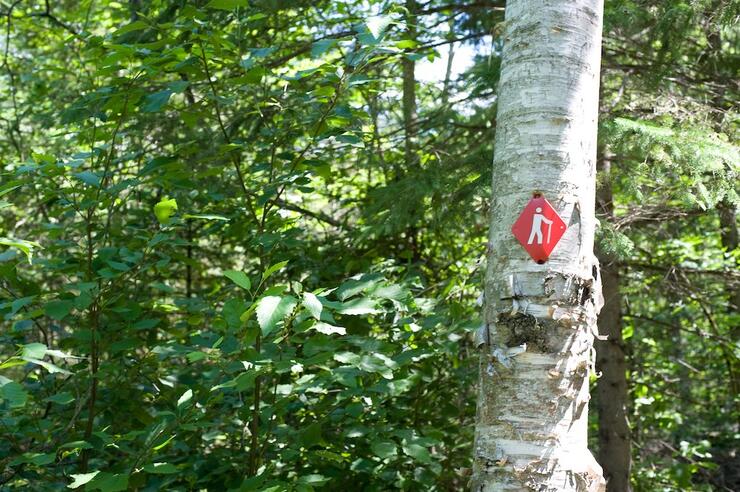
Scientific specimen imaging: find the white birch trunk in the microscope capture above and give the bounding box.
[472,1,606,490]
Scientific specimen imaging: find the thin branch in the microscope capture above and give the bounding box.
[274,198,344,228]
[197,39,260,225]
[418,1,504,16]
[28,0,80,37]
[623,262,740,282]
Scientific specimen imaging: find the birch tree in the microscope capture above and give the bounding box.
[473,1,606,490]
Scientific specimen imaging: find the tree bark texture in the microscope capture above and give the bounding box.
[719,203,739,313]
[595,157,632,492]
[473,1,606,490]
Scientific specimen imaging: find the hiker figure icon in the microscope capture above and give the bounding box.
[527,207,553,245]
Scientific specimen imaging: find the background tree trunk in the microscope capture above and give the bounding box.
[402,0,419,172]
[473,1,606,490]
[595,156,632,492]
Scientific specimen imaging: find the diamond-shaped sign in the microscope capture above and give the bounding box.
[511,195,567,264]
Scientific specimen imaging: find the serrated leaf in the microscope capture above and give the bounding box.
[224,270,251,290]
[302,292,322,320]
[256,295,297,336]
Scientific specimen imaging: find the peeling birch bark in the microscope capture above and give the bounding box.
[472,1,606,491]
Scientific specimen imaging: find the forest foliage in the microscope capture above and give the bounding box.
[0,0,737,491]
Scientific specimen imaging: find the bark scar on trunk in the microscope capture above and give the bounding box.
[498,312,551,351]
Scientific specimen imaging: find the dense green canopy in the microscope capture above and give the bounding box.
[0,1,737,490]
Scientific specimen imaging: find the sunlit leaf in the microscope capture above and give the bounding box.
[256,295,297,336]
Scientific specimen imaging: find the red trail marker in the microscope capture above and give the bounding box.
[511,195,567,264]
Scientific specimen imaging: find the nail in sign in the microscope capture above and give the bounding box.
[511,195,567,263]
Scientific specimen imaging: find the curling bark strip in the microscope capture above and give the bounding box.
[473,0,606,490]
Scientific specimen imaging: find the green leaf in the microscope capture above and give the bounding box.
[223,298,248,328]
[0,358,24,370]
[45,392,75,405]
[186,351,207,362]
[0,237,42,263]
[60,440,93,450]
[224,270,251,290]
[256,295,297,336]
[133,319,159,330]
[44,300,74,320]
[152,434,175,451]
[73,171,102,187]
[395,39,418,49]
[177,389,193,408]
[142,90,172,113]
[297,474,329,485]
[113,20,148,36]
[0,377,28,408]
[22,357,72,375]
[205,0,249,9]
[313,322,346,335]
[371,440,397,459]
[402,443,431,463]
[311,39,337,57]
[261,260,288,283]
[46,349,79,359]
[336,298,379,315]
[10,452,56,466]
[366,15,393,39]
[302,292,322,320]
[67,471,99,489]
[10,296,34,315]
[87,472,129,491]
[153,197,178,224]
[300,422,323,447]
[142,462,179,474]
[21,342,47,359]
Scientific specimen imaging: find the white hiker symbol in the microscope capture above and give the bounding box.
[527,207,553,245]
